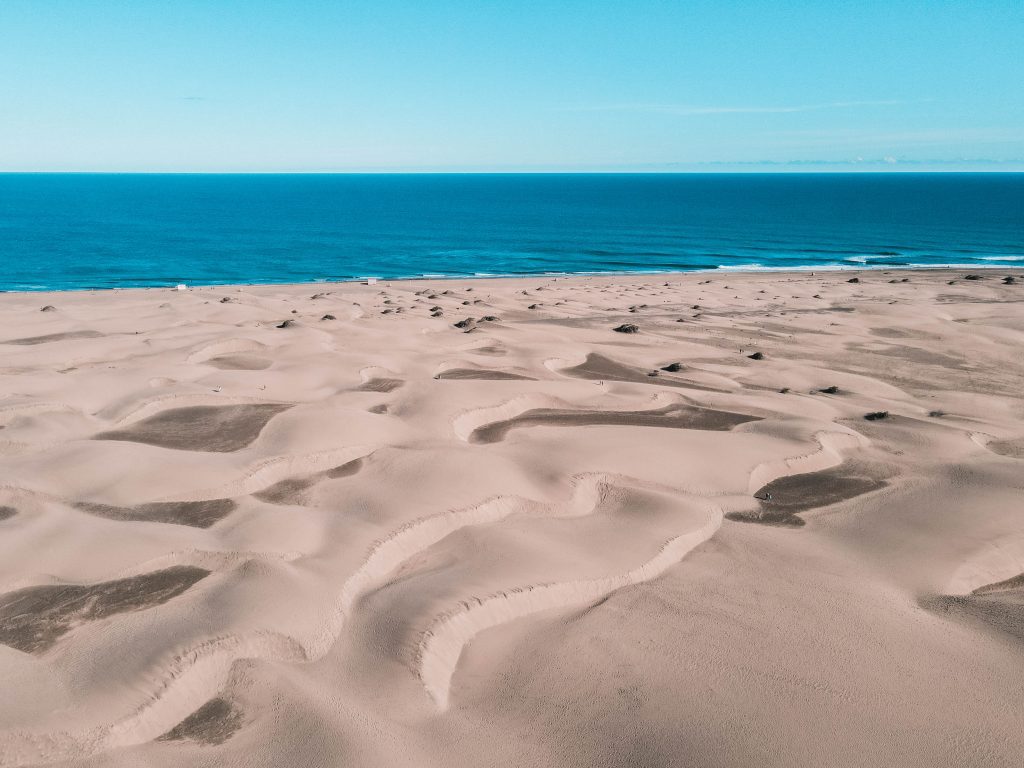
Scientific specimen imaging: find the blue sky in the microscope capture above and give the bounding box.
[1,0,1022,171]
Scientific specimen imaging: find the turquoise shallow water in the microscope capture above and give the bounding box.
[0,173,1021,291]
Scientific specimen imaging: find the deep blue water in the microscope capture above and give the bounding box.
[0,173,1021,291]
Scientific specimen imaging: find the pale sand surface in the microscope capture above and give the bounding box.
[0,268,1022,767]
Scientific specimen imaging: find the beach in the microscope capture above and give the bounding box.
[1,266,1023,767]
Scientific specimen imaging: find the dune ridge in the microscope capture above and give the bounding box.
[945,534,1024,596]
[416,503,723,709]
[0,454,815,763]
[0,478,604,763]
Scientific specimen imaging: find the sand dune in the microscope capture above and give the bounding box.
[0,268,1022,767]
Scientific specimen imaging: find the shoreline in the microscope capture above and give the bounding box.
[3,262,1024,296]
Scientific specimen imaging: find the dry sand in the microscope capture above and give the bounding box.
[0,268,1022,767]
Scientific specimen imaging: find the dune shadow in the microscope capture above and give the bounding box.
[561,353,725,392]
[0,566,210,653]
[0,506,16,522]
[974,573,1024,596]
[987,438,1024,459]
[356,378,404,393]
[73,498,236,528]
[467,344,506,356]
[922,576,1024,643]
[437,368,535,380]
[846,342,970,370]
[94,403,292,452]
[254,457,364,505]
[471,403,759,444]
[3,330,104,346]
[158,697,244,745]
[205,355,272,371]
[728,463,886,527]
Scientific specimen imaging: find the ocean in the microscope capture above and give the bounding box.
[0,173,1021,291]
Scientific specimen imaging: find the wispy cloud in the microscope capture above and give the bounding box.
[764,126,1024,148]
[690,157,1024,168]
[568,100,908,116]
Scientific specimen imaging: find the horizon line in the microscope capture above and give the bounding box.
[3,169,1024,176]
